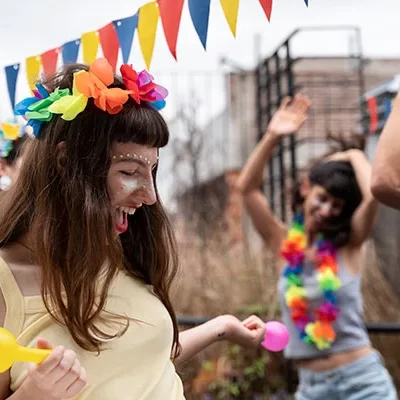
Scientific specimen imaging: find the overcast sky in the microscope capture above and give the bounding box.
[0,0,399,118]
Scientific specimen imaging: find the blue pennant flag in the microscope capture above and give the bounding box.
[188,0,211,50]
[113,14,138,64]
[62,39,81,64]
[4,64,20,111]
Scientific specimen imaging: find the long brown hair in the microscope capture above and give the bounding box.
[0,64,180,355]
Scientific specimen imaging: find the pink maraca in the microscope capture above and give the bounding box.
[261,321,290,352]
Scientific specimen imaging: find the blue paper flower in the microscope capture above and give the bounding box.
[14,85,70,138]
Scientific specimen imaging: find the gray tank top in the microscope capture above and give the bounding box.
[277,253,370,359]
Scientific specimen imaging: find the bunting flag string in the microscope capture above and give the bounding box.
[99,23,120,72]
[188,0,211,50]
[258,0,273,21]
[158,0,184,60]
[367,96,378,135]
[220,0,240,37]
[4,64,20,110]
[25,55,42,92]
[81,31,100,64]
[138,1,160,70]
[62,39,81,64]
[41,48,60,77]
[113,14,138,64]
[3,0,310,113]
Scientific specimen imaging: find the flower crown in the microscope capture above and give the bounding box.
[14,58,168,137]
[0,121,28,158]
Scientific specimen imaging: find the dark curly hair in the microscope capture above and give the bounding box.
[292,160,362,247]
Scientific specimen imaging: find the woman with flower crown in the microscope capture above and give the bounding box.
[0,58,266,400]
[0,121,31,191]
[236,95,396,399]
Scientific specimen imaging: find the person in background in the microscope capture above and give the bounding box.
[0,121,31,191]
[235,95,396,399]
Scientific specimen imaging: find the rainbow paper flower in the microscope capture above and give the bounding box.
[120,64,168,110]
[15,84,50,137]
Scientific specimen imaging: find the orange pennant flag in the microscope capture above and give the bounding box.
[258,0,273,21]
[41,48,60,77]
[99,23,120,72]
[138,1,160,69]
[26,55,42,92]
[81,31,100,64]
[158,0,184,60]
[220,0,240,37]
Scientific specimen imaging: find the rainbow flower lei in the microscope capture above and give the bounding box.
[281,215,342,350]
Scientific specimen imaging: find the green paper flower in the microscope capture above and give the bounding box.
[287,273,303,287]
[25,88,70,122]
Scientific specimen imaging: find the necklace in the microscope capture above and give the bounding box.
[281,215,342,350]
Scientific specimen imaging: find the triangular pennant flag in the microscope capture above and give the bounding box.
[81,31,100,64]
[62,39,81,64]
[220,0,240,37]
[158,0,184,60]
[41,48,60,77]
[4,64,20,110]
[258,0,273,21]
[99,23,120,72]
[138,2,160,70]
[188,0,211,50]
[367,96,378,134]
[113,14,138,64]
[26,55,42,92]
[383,98,392,120]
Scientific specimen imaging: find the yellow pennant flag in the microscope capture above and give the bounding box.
[81,31,100,64]
[138,1,160,70]
[26,55,42,92]
[220,0,240,37]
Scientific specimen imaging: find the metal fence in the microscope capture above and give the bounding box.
[177,316,400,394]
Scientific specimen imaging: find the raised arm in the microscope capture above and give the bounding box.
[235,95,310,254]
[371,91,400,208]
[347,149,379,245]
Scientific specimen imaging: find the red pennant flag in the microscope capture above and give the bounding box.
[99,23,120,72]
[258,0,273,21]
[367,96,378,134]
[158,0,184,60]
[41,48,60,77]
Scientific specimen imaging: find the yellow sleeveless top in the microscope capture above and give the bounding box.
[0,258,185,399]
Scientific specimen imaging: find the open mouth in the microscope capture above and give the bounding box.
[115,206,137,233]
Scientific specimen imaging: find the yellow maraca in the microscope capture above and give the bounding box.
[0,327,51,372]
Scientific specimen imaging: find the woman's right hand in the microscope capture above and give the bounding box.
[266,94,311,138]
[21,338,87,399]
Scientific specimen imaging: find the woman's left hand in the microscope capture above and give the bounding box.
[215,315,266,348]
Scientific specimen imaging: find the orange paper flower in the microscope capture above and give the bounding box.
[75,58,130,114]
[313,321,336,341]
[288,297,307,310]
